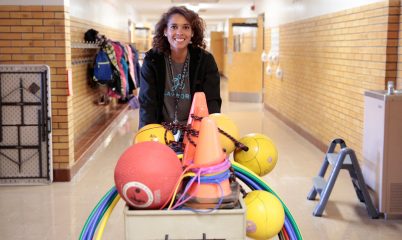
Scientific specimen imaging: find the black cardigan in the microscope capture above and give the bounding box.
[138,45,222,128]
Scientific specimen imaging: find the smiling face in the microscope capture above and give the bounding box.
[164,13,193,53]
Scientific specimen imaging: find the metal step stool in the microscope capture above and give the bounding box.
[307,138,379,218]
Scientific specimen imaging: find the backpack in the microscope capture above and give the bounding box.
[93,49,114,84]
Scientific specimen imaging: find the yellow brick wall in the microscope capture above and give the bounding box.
[70,17,128,145]
[0,5,73,171]
[0,6,129,178]
[264,1,400,159]
[396,3,402,88]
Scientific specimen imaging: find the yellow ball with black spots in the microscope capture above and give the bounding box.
[134,124,174,145]
[234,133,278,176]
[209,113,239,154]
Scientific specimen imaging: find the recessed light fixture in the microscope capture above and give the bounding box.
[171,0,219,3]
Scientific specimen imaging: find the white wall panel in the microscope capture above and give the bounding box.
[69,0,138,31]
[237,5,257,18]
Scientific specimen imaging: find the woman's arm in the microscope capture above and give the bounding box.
[138,56,158,128]
[203,52,222,113]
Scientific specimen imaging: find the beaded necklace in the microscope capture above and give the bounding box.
[167,53,190,123]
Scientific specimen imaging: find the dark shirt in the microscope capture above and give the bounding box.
[162,56,191,124]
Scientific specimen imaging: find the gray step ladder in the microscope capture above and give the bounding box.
[307,138,379,218]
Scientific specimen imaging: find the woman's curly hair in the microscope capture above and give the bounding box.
[153,6,206,53]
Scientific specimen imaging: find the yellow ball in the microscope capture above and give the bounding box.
[134,124,174,145]
[244,190,285,240]
[234,133,278,176]
[209,113,239,154]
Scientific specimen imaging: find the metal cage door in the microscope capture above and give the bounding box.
[0,65,52,184]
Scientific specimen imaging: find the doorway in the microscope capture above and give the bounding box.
[227,16,263,102]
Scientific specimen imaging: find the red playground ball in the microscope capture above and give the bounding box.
[114,141,182,209]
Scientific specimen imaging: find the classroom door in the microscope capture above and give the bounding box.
[227,16,263,102]
[210,31,225,75]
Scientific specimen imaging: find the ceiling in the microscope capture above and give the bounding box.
[127,0,256,24]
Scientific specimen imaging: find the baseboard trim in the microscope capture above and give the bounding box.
[264,103,327,153]
[53,105,129,182]
[229,92,262,102]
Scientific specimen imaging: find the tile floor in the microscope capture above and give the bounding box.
[0,79,401,240]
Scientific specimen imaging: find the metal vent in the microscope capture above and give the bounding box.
[390,183,402,213]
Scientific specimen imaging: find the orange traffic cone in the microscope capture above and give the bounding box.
[182,92,209,167]
[187,117,232,199]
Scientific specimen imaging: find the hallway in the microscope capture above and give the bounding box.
[0,79,401,240]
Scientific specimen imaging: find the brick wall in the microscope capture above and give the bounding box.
[0,5,74,171]
[264,1,400,159]
[397,3,402,87]
[0,6,129,181]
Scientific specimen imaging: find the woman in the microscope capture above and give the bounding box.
[138,6,221,129]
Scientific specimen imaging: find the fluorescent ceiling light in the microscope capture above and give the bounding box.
[171,0,219,3]
[185,3,201,12]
